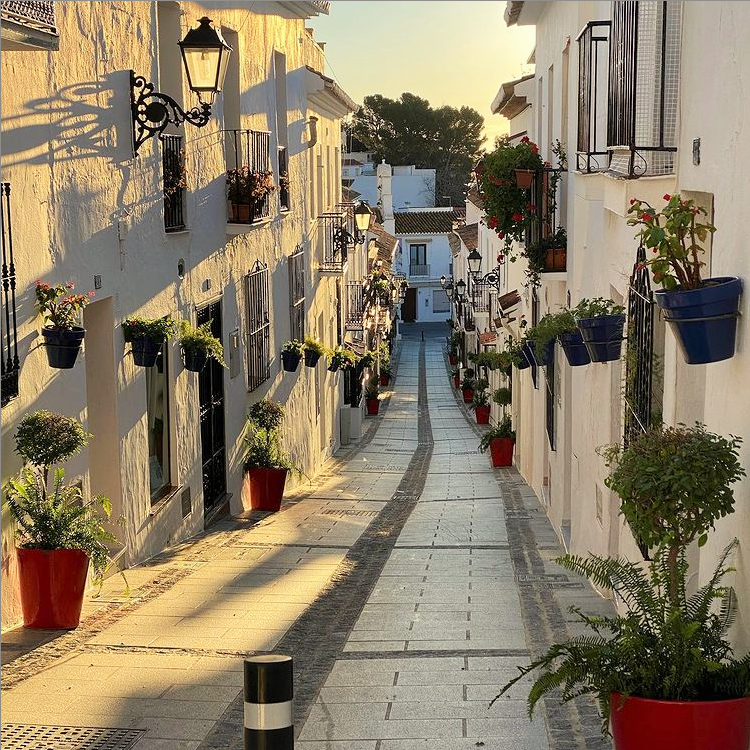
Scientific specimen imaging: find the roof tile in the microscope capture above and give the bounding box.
[394,210,463,235]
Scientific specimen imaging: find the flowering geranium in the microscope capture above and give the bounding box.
[627,194,716,290]
[226,167,277,204]
[35,281,94,331]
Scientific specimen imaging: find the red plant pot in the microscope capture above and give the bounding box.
[489,437,514,467]
[367,398,380,415]
[462,388,474,404]
[514,169,534,189]
[610,693,750,750]
[449,354,458,365]
[475,405,491,424]
[452,375,460,389]
[17,548,90,629]
[246,467,288,512]
[379,374,390,387]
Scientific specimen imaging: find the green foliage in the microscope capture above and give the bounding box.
[329,347,358,370]
[378,341,391,368]
[479,414,515,451]
[351,92,485,205]
[463,368,475,378]
[122,316,177,343]
[504,336,528,367]
[365,381,379,400]
[179,320,226,367]
[572,297,625,319]
[473,351,503,370]
[4,467,118,582]
[627,194,715,290]
[243,400,294,471]
[303,336,326,355]
[525,227,568,288]
[461,374,476,390]
[359,351,376,369]
[15,410,89,471]
[446,318,455,329]
[450,367,460,378]
[493,387,512,407]
[248,399,285,432]
[495,543,750,734]
[528,309,577,352]
[282,339,304,355]
[601,424,745,555]
[471,385,490,410]
[449,332,462,353]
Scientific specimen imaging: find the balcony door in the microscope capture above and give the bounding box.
[409,244,428,277]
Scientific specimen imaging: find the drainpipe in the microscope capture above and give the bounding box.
[307,117,318,149]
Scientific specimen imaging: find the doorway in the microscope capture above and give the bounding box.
[197,301,227,514]
[402,287,417,322]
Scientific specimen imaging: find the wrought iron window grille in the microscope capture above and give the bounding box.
[278,146,290,211]
[162,134,186,231]
[345,281,365,331]
[245,259,271,392]
[1,182,19,406]
[288,244,305,343]
[318,212,349,273]
[227,129,273,224]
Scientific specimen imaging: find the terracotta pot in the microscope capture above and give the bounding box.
[489,437,514,467]
[449,353,458,365]
[229,202,252,223]
[367,398,380,415]
[452,375,460,389]
[475,405,491,424]
[543,247,567,272]
[379,373,390,386]
[246,467,288,512]
[42,326,85,369]
[462,388,474,404]
[17,548,90,629]
[609,692,750,750]
[514,169,535,189]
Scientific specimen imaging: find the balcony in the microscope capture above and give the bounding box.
[226,129,272,226]
[345,281,364,331]
[318,212,348,274]
[470,280,491,314]
[408,264,430,278]
[1,1,58,50]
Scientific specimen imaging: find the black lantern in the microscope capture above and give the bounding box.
[467,249,482,278]
[445,280,454,301]
[354,201,372,240]
[455,279,467,303]
[440,274,447,287]
[131,17,232,155]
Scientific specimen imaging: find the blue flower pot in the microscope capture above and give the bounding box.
[42,326,85,369]
[655,277,742,364]
[515,341,533,370]
[529,339,555,367]
[559,330,591,367]
[577,314,625,363]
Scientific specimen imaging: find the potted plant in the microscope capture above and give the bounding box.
[506,336,532,371]
[6,411,119,629]
[122,315,177,367]
[526,227,568,287]
[358,351,376,372]
[528,309,580,367]
[303,336,325,368]
[226,166,276,223]
[281,339,304,372]
[496,424,749,750]
[479,414,515,467]
[448,332,461,365]
[450,367,461,389]
[380,365,392,387]
[179,320,226,372]
[327,347,356,372]
[470,379,491,424]
[574,297,626,364]
[35,280,94,369]
[628,194,742,364]
[461,368,476,403]
[464,319,476,332]
[493,386,512,409]
[365,381,380,415]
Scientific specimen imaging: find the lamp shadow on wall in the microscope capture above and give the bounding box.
[0,71,133,168]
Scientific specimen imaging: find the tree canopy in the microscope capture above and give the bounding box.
[350,93,485,206]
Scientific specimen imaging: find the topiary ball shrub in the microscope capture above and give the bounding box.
[15,410,89,469]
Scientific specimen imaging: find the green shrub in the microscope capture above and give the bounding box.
[15,411,89,471]
[179,320,226,366]
[365,381,379,400]
[303,336,326,355]
[243,399,294,471]
[528,309,577,352]
[493,387,512,407]
[122,316,177,343]
[479,414,515,451]
[282,339,304,355]
[572,297,625,319]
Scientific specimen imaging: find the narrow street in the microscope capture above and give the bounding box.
[1,328,609,750]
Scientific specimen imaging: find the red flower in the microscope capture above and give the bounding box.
[652,248,658,253]
[512,213,524,221]
[520,136,530,143]
[642,213,653,221]
[497,254,505,263]
[531,144,539,154]
[629,198,637,205]
[663,194,671,201]
[498,231,505,239]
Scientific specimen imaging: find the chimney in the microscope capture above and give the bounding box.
[377,160,394,234]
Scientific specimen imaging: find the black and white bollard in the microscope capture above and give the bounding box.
[244,654,294,750]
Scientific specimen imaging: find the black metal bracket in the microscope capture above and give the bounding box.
[130,71,211,156]
[476,264,505,293]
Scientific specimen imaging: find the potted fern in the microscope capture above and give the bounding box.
[470,379,491,424]
[365,381,380,415]
[243,399,295,512]
[303,336,325,368]
[479,414,515,467]
[496,424,749,750]
[123,315,177,367]
[179,320,226,372]
[5,411,119,629]
[281,339,304,372]
[574,297,626,364]
[461,368,476,404]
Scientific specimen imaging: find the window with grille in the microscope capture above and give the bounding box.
[530,288,539,389]
[244,260,270,391]
[162,134,186,231]
[289,244,305,342]
[227,129,272,224]
[545,341,556,450]
[278,146,290,211]
[1,182,19,406]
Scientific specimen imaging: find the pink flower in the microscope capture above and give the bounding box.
[520,136,530,144]
[531,144,539,154]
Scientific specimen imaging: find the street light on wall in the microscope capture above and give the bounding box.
[467,249,482,279]
[130,17,232,156]
[455,279,467,304]
[353,201,373,243]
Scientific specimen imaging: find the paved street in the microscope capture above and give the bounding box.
[1,333,610,750]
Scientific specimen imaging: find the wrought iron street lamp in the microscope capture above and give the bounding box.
[353,201,373,242]
[131,17,232,155]
[455,279,467,304]
[467,249,482,279]
[398,280,408,304]
[475,253,507,293]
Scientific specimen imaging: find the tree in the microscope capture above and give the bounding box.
[350,93,485,205]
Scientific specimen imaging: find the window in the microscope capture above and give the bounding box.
[146,346,171,502]
[162,134,186,231]
[245,260,270,391]
[409,244,428,276]
[1,182,19,406]
[531,288,539,390]
[289,244,305,342]
[274,51,290,212]
[432,289,450,313]
[545,340,556,450]
[226,129,272,223]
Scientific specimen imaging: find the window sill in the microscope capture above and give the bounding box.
[165,228,189,236]
[226,217,273,235]
[149,485,182,518]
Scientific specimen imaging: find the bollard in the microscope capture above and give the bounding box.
[244,654,294,750]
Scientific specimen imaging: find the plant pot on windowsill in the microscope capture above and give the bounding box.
[131,336,163,368]
[182,347,208,372]
[655,276,742,364]
[609,692,750,750]
[228,202,253,224]
[281,350,302,372]
[577,314,625,363]
[245,467,288,512]
[42,326,85,369]
[559,330,591,367]
[514,169,535,189]
[489,437,514,467]
[474,404,490,424]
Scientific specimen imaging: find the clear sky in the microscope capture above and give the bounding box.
[309,1,536,147]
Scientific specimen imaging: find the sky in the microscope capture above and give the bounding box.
[310,1,536,147]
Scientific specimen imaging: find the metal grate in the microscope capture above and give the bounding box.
[545,340,556,450]
[530,288,539,390]
[278,145,290,211]
[1,724,143,750]
[1,182,19,407]
[226,129,272,224]
[318,212,347,273]
[288,244,305,343]
[162,134,185,231]
[0,1,56,32]
[345,281,364,331]
[245,260,270,391]
[470,278,491,314]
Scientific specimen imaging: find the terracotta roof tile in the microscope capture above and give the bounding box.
[370,222,399,269]
[394,210,463,235]
[467,185,484,209]
[453,222,478,251]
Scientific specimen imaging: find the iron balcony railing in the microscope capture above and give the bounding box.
[336,201,357,246]
[278,146,290,211]
[470,279,491,314]
[162,134,186,232]
[1,182,19,406]
[345,281,364,331]
[576,20,611,172]
[226,129,272,224]
[1,1,56,33]
[409,263,430,278]
[318,212,348,273]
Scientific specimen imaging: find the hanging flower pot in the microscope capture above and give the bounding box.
[131,336,163,367]
[529,339,555,367]
[609,692,750,750]
[515,341,534,370]
[462,388,474,404]
[655,277,742,365]
[281,350,302,372]
[327,361,340,372]
[559,330,591,367]
[475,405,491,424]
[42,326,85,369]
[304,349,322,368]
[17,548,90,629]
[182,347,208,372]
[245,467,288,512]
[367,398,380,416]
[514,169,535,189]
[464,321,476,332]
[577,314,625,363]
[489,437,515,467]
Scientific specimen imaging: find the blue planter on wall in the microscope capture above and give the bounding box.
[655,277,742,364]
[515,341,533,370]
[529,339,555,367]
[577,314,626,363]
[559,330,591,367]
